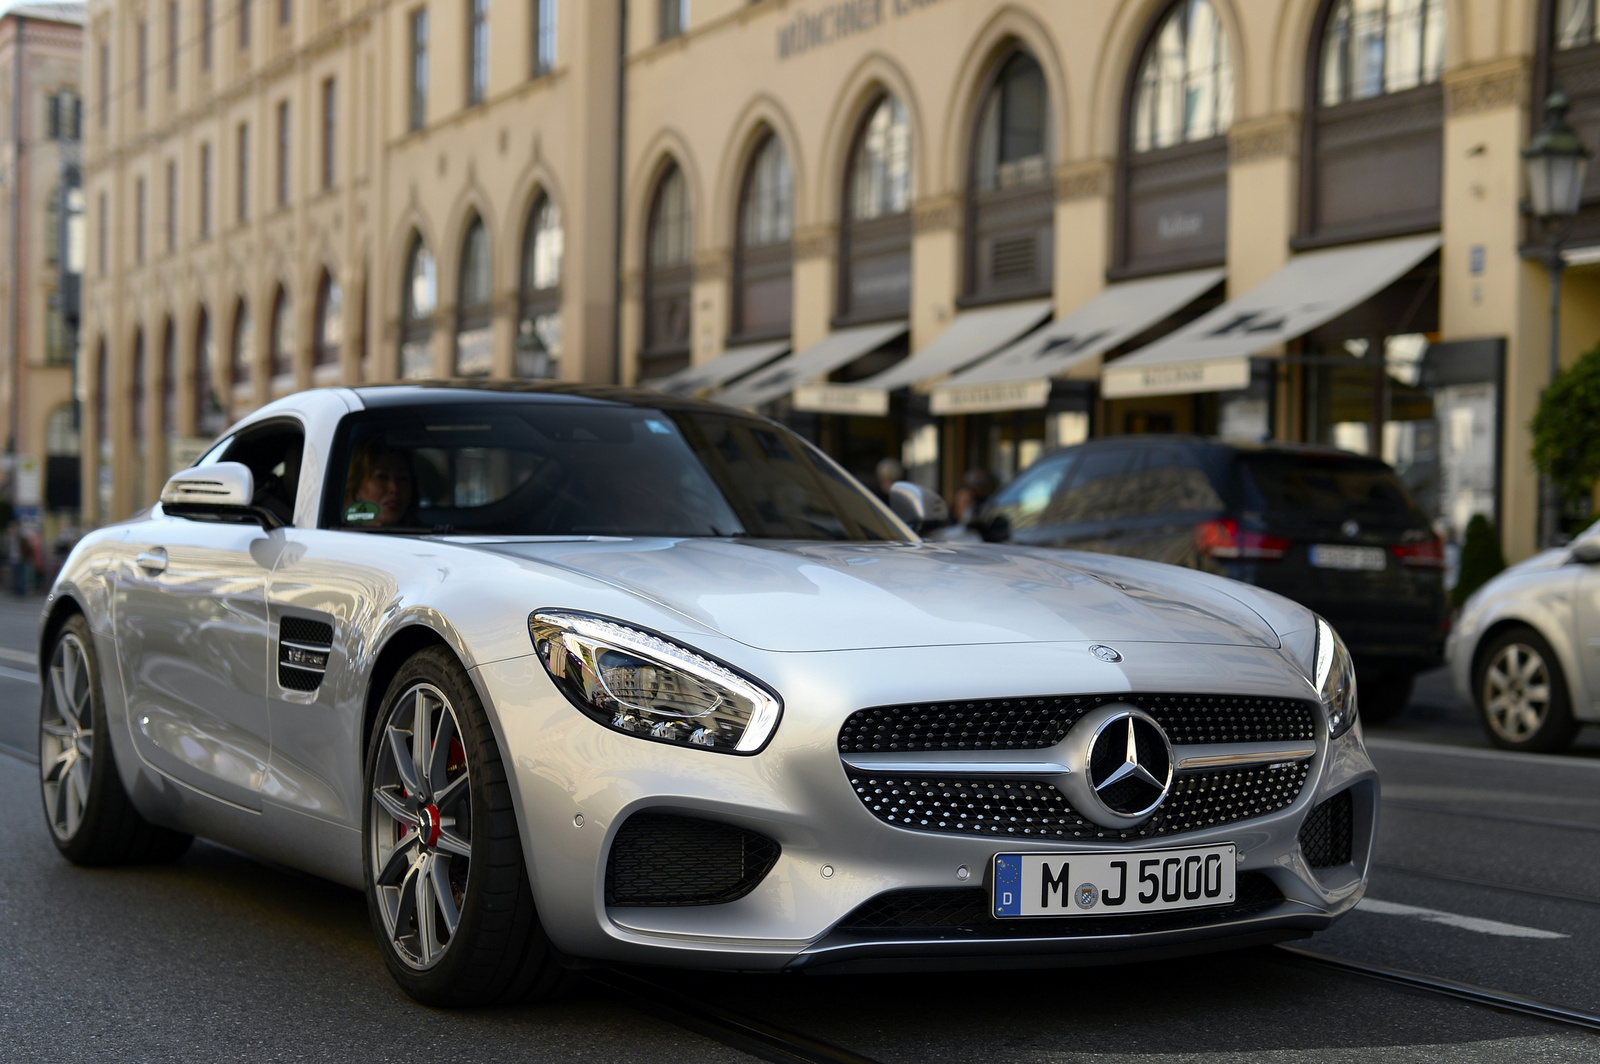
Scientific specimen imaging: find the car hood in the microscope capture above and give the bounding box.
[475,538,1282,653]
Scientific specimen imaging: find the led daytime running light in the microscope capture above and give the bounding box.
[1314,616,1359,740]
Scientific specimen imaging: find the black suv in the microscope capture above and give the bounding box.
[969,435,1447,721]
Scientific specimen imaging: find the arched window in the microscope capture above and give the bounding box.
[518,192,562,378]
[841,94,912,322]
[314,269,342,369]
[969,50,1053,299]
[231,297,253,398]
[195,306,225,434]
[641,162,692,377]
[732,132,793,339]
[1302,0,1445,243]
[270,284,293,379]
[161,316,176,437]
[402,233,436,378]
[455,215,493,376]
[1119,1,1231,274]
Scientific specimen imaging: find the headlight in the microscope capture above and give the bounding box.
[1314,616,1358,739]
[528,610,782,754]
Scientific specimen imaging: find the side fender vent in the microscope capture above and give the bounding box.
[278,616,333,692]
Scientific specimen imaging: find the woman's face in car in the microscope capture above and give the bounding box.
[355,452,414,526]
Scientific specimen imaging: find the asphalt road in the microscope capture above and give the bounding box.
[1,593,1597,1061]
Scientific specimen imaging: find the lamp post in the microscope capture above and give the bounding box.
[1524,89,1592,548]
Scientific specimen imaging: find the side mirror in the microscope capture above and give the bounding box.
[888,481,949,533]
[160,462,283,531]
[1572,540,1600,564]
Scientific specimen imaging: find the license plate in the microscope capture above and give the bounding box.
[992,845,1236,918]
[1309,544,1386,571]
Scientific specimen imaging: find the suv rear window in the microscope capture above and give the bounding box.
[1237,453,1426,522]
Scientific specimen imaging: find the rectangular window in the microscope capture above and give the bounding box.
[467,0,488,105]
[409,8,429,131]
[321,77,336,190]
[135,176,146,264]
[279,0,291,24]
[659,0,687,40]
[533,0,555,75]
[165,158,177,252]
[240,0,253,48]
[137,20,148,109]
[168,0,179,91]
[202,0,214,69]
[98,41,108,126]
[237,122,250,222]
[200,141,213,238]
[98,191,108,276]
[276,100,289,208]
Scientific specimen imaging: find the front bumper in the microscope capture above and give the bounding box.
[473,638,1378,972]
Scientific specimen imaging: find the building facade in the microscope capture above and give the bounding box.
[0,4,84,544]
[83,0,1600,563]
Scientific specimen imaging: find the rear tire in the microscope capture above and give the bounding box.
[1358,673,1415,725]
[39,614,194,865]
[1473,626,1578,753]
[363,645,570,1006]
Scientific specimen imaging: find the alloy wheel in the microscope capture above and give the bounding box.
[1483,642,1552,743]
[370,682,472,970]
[41,632,94,841]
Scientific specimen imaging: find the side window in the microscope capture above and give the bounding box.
[987,455,1075,532]
[1125,446,1225,516]
[222,421,305,524]
[1044,448,1137,524]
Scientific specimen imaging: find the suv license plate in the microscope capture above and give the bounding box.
[1310,544,1387,571]
[992,845,1236,918]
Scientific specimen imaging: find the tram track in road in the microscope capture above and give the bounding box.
[1375,861,1600,908]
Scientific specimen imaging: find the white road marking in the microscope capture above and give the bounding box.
[0,646,34,666]
[1357,897,1568,939]
[0,664,38,684]
[1365,735,1600,770]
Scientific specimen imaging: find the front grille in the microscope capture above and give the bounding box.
[833,871,1282,938]
[1299,789,1354,868]
[277,617,333,692]
[605,813,780,907]
[848,762,1310,841]
[837,693,1316,754]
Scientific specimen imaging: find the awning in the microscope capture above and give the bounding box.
[793,300,1054,416]
[714,320,908,410]
[1100,233,1441,400]
[929,269,1225,415]
[643,340,790,397]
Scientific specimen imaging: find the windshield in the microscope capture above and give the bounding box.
[325,401,906,541]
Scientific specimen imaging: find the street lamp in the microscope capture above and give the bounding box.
[1524,89,1592,547]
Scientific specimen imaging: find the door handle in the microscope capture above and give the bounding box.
[136,548,169,574]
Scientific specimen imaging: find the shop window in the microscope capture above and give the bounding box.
[518,192,562,378]
[314,270,342,369]
[1119,0,1230,276]
[231,297,253,398]
[642,162,692,377]
[840,94,912,324]
[733,132,793,340]
[455,215,493,376]
[195,306,226,435]
[402,233,436,378]
[969,49,1053,300]
[1301,0,1445,246]
[270,284,293,379]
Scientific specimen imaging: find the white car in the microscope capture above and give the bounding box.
[1448,520,1600,751]
[39,382,1375,1005]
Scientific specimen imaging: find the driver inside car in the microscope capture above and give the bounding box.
[344,443,417,528]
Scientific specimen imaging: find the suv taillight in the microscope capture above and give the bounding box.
[1390,534,1445,568]
[1193,519,1289,560]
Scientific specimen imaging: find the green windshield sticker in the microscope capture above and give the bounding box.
[345,501,380,523]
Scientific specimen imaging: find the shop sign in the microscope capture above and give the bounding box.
[776,0,950,60]
[1101,356,1252,399]
[929,378,1051,416]
[792,383,890,416]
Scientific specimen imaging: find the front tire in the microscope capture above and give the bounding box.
[363,646,568,1006]
[39,614,193,865]
[1474,626,1578,752]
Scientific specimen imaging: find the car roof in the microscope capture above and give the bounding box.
[1063,434,1377,463]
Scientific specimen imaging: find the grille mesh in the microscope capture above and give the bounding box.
[277,617,333,692]
[837,693,1316,754]
[832,872,1283,938]
[606,813,780,907]
[1299,789,1354,868]
[848,762,1311,841]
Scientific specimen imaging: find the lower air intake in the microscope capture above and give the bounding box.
[1299,789,1354,868]
[605,812,780,907]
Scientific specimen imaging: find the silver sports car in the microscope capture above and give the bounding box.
[39,382,1375,1005]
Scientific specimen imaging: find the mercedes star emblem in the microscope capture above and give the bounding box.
[1089,644,1122,663]
[1056,705,1176,829]
[1341,519,1361,538]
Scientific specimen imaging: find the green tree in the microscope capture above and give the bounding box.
[1452,513,1505,609]
[1533,340,1600,526]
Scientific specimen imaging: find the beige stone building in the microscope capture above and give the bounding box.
[82,0,1600,562]
[0,3,84,543]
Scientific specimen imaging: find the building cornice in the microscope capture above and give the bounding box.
[1228,112,1299,164]
[1054,158,1112,202]
[1444,58,1529,118]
